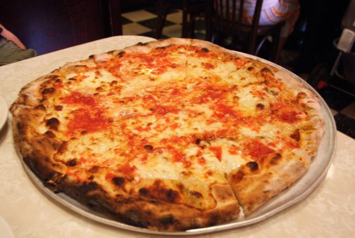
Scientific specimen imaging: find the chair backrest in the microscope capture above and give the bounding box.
[207,0,285,60]
[214,0,263,38]
[209,0,264,52]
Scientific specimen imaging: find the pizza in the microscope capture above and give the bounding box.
[10,38,325,231]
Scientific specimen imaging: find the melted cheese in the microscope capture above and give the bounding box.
[31,42,313,194]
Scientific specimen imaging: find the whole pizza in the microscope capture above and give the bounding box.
[10,38,325,231]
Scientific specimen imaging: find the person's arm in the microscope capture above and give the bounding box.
[0,23,27,50]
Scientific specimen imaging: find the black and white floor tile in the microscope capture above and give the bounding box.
[121,5,355,139]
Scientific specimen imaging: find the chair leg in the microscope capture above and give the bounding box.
[155,1,169,39]
[181,8,189,38]
[270,28,282,63]
[189,12,198,38]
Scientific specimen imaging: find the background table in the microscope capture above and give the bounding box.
[1,36,355,238]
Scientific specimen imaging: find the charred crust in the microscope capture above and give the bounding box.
[44,131,56,138]
[297,92,307,100]
[54,105,63,111]
[23,156,63,190]
[201,47,209,53]
[233,170,245,182]
[136,42,148,46]
[247,66,254,71]
[139,188,149,196]
[270,153,282,164]
[57,141,68,153]
[190,191,203,198]
[81,182,100,193]
[89,166,99,173]
[246,161,259,171]
[159,215,175,228]
[144,144,153,150]
[35,104,46,110]
[112,177,125,186]
[261,67,271,73]
[256,103,264,110]
[67,159,77,166]
[166,189,179,203]
[290,129,301,141]
[156,46,168,50]
[42,87,55,95]
[16,122,26,134]
[118,51,125,57]
[208,213,221,226]
[46,117,60,130]
[110,80,118,86]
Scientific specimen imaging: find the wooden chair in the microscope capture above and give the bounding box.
[206,0,285,63]
[0,0,122,55]
[154,0,206,38]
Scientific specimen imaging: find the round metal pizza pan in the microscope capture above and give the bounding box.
[19,52,337,236]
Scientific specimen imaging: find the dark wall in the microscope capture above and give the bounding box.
[0,0,122,55]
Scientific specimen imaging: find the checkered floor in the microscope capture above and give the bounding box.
[121,6,355,139]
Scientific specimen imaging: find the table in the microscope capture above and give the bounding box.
[1,36,355,238]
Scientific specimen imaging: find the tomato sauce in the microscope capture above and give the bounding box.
[247,141,274,160]
[67,108,110,134]
[62,92,96,106]
[209,146,222,161]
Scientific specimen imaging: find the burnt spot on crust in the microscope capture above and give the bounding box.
[233,170,245,182]
[208,213,221,226]
[118,51,125,58]
[46,117,60,130]
[297,92,307,100]
[42,87,55,95]
[54,105,63,111]
[139,180,181,203]
[261,67,272,73]
[270,153,282,165]
[256,103,264,110]
[112,177,125,187]
[260,67,275,81]
[144,144,153,151]
[156,46,168,50]
[139,188,149,196]
[96,87,103,92]
[66,159,77,166]
[159,215,175,228]
[16,122,26,135]
[89,166,100,173]
[248,66,254,71]
[200,47,209,53]
[190,191,203,199]
[290,129,301,141]
[35,104,46,110]
[136,42,148,46]
[246,161,259,171]
[110,80,118,86]
[57,141,68,154]
[166,189,179,203]
[44,131,56,138]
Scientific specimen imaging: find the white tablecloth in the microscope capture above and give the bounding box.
[0,36,354,238]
